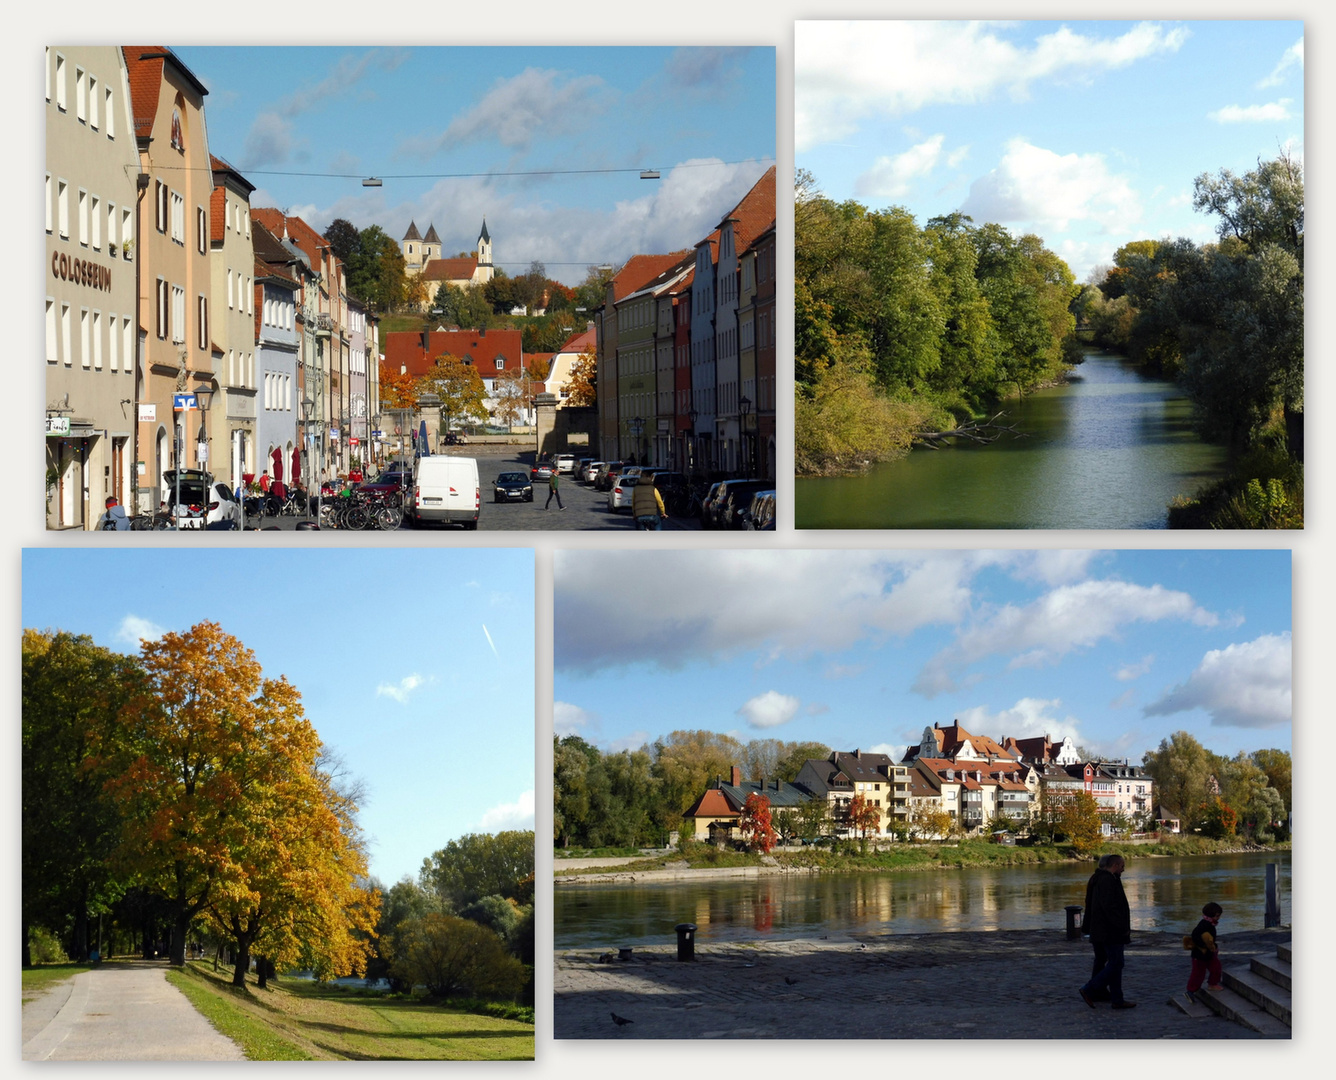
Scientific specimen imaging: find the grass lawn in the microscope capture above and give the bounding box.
[166,962,534,1061]
[21,964,86,1003]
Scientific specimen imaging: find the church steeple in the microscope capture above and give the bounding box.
[476,218,494,283]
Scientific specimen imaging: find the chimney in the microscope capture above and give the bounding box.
[731,765,741,787]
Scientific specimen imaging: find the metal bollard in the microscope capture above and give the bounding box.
[675,923,697,961]
[1065,905,1083,940]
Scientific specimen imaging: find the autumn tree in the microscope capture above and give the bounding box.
[1143,731,1214,818]
[796,796,831,841]
[771,808,800,845]
[649,730,745,831]
[564,347,597,407]
[1056,791,1104,855]
[416,354,489,435]
[492,370,527,431]
[1250,748,1292,814]
[22,630,142,964]
[738,793,776,853]
[387,913,526,1000]
[846,793,881,851]
[775,742,833,783]
[1195,797,1238,839]
[92,623,314,966]
[379,360,419,411]
[908,805,951,843]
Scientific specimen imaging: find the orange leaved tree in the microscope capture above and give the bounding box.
[98,621,379,976]
[739,792,777,853]
[846,793,881,851]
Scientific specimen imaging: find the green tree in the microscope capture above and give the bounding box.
[1142,731,1214,819]
[774,742,832,782]
[649,730,746,830]
[22,630,141,964]
[572,264,616,315]
[366,876,440,990]
[796,796,830,841]
[908,804,951,843]
[421,831,535,910]
[417,355,489,434]
[1250,749,1291,813]
[388,913,526,1000]
[1195,797,1237,839]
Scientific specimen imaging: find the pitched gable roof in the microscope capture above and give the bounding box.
[610,252,691,303]
[684,788,738,820]
[402,220,423,242]
[422,256,478,282]
[123,47,209,141]
[720,164,777,255]
[423,223,441,244]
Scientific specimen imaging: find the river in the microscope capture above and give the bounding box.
[795,350,1231,529]
[554,851,1289,949]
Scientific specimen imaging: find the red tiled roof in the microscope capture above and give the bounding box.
[721,165,777,256]
[684,788,739,819]
[611,252,690,303]
[384,328,524,379]
[123,47,208,140]
[558,327,596,354]
[422,256,478,282]
[210,185,226,246]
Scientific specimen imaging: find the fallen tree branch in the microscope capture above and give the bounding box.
[913,411,1031,448]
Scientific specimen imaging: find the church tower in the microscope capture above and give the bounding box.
[475,219,494,284]
[422,223,442,265]
[401,220,424,272]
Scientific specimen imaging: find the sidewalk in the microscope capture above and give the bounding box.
[555,928,1291,1040]
[22,961,245,1060]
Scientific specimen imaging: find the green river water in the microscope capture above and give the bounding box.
[795,350,1231,529]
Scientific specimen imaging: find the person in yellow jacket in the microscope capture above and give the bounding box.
[631,475,666,530]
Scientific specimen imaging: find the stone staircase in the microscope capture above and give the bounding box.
[1174,940,1291,1036]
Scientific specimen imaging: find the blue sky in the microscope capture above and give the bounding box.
[554,549,1291,764]
[23,548,534,887]
[171,46,776,286]
[796,20,1304,282]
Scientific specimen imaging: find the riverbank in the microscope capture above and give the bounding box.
[554,838,1288,885]
[554,926,1290,1039]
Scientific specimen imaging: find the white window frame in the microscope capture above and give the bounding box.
[61,302,71,366]
[107,202,116,256]
[76,66,86,122]
[54,53,66,111]
[108,311,118,372]
[170,191,185,245]
[91,194,100,250]
[121,207,132,260]
[156,277,168,339]
[92,309,102,369]
[122,316,133,370]
[46,298,57,364]
[171,285,185,345]
[155,180,167,233]
[197,206,206,254]
[80,306,90,368]
[227,269,234,310]
[78,188,87,246]
[88,74,98,129]
[198,295,208,350]
[45,174,52,233]
[105,85,115,138]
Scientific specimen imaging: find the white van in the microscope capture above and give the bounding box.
[412,456,480,529]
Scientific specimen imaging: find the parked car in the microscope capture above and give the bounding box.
[163,469,242,529]
[531,460,556,482]
[595,461,626,491]
[741,489,776,530]
[493,471,533,502]
[715,479,773,529]
[554,453,577,474]
[608,473,638,512]
[699,482,725,529]
[650,471,690,514]
[582,461,606,484]
[357,469,411,502]
[575,457,595,480]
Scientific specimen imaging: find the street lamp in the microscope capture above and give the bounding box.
[739,396,751,479]
[688,408,698,478]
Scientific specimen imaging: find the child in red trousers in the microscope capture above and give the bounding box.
[1186,902,1224,1000]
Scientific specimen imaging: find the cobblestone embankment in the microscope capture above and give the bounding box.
[555,927,1291,1040]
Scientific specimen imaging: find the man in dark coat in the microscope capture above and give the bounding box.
[1079,854,1135,1009]
[1082,854,1117,1000]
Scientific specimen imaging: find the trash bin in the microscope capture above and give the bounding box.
[675,923,697,962]
[1065,905,1083,940]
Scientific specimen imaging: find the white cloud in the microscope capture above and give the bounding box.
[480,789,534,831]
[1145,633,1291,729]
[115,615,166,645]
[960,138,1141,235]
[242,112,296,169]
[555,550,996,672]
[1258,38,1303,88]
[737,691,801,729]
[1209,100,1293,124]
[956,697,1085,744]
[554,700,594,737]
[867,742,901,758]
[400,68,609,158]
[854,135,946,200]
[376,673,424,704]
[914,579,1219,697]
[824,662,866,680]
[796,20,1189,152]
[1115,655,1155,681]
[605,730,651,753]
[1110,688,1137,709]
[1009,550,1100,587]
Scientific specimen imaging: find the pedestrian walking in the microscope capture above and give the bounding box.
[545,470,565,510]
[631,474,666,530]
[1185,902,1225,1000]
[1082,854,1118,1000]
[1078,854,1136,1009]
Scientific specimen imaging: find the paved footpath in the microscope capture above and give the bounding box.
[22,961,245,1060]
[555,928,1291,1040]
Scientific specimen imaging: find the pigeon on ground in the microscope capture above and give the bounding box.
[611,1012,634,1027]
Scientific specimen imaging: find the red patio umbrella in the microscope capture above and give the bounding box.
[291,446,301,485]
[271,447,283,483]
